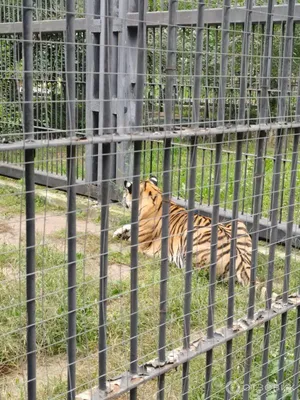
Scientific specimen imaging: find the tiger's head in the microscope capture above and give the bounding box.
[122,176,160,214]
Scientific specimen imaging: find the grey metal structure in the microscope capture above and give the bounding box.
[1,0,300,399]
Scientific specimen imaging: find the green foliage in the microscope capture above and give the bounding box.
[0,30,86,138]
[1,2,300,136]
[0,38,23,136]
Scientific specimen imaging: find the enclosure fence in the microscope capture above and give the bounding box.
[1,0,300,399]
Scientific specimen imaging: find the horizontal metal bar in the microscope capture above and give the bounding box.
[0,18,88,34]
[0,18,122,34]
[75,295,300,400]
[127,4,300,26]
[0,163,101,198]
[1,122,300,151]
[0,4,299,35]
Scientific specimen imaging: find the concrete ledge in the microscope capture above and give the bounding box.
[75,295,300,399]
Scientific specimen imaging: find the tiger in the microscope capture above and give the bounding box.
[113,176,276,299]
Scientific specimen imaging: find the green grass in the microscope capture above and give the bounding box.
[1,234,299,398]
[0,177,101,224]
[0,134,300,398]
[0,181,65,217]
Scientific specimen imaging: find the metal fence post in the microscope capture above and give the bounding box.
[205,0,230,398]
[158,1,178,399]
[23,0,36,398]
[182,1,204,398]
[225,1,253,398]
[85,0,143,199]
[66,0,77,397]
[115,0,138,193]
[98,0,113,394]
[84,0,96,185]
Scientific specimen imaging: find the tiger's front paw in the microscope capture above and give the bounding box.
[113,224,131,240]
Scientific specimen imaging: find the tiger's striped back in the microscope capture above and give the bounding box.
[134,179,252,286]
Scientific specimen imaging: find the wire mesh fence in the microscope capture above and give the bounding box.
[1,0,300,399]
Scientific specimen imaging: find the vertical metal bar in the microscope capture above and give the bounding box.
[184,146,189,202]
[259,0,274,126]
[260,134,284,400]
[276,4,297,397]
[208,149,213,206]
[66,0,77,398]
[179,28,185,126]
[98,0,112,393]
[182,1,204,398]
[177,144,182,198]
[243,1,274,398]
[158,139,171,400]
[23,0,36,397]
[164,0,178,133]
[212,28,218,124]
[278,0,295,124]
[129,0,146,398]
[279,135,288,224]
[158,1,178,398]
[135,0,146,132]
[84,0,95,183]
[238,0,253,127]
[115,0,136,195]
[292,306,300,400]
[260,11,283,400]
[192,0,204,129]
[225,1,253,397]
[205,0,230,398]
[205,134,222,400]
[182,139,197,400]
[129,141,141,400]
[98,141,110,393]
[152,26,156,128]
[224,152,230,211]
[261,2,295,399]
[200,149,205,204]
[243,132,266,400]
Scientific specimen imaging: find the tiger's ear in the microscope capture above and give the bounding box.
[124,180,132,194]
[149,175,158,186]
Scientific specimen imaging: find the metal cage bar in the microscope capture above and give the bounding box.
[129,141,142,400]
[260,0,295,398]
[292,306,300,400]
[157,1,178,398]
[66,0,77,398]
[225,2,253,397]
[23,0,36,398]
[129,0,146,397]
[243,0,274,396]
[276,1,296,397]
[182,1,204,397]
[98,0,113,393]
[182,137,198,400]
[205,0,230,396]
[98,142,111,392]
